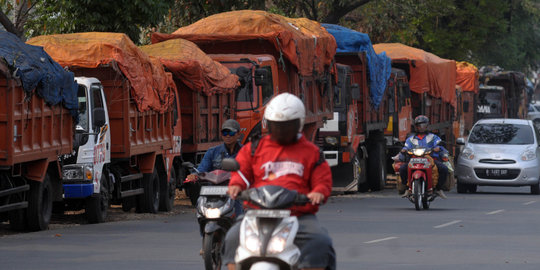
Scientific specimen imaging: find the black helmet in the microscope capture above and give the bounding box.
[414,115,429,125]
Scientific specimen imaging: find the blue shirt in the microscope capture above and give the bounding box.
[197,142,243,173]
[402,133,448,160]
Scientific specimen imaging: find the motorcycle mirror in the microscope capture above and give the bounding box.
[182,162,195,169]
[221,158,240,172]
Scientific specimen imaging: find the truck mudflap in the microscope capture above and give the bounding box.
[63,184,93,198]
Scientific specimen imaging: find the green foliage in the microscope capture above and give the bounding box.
[25,0,173,44]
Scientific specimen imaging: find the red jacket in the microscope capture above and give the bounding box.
[230,135,332,216]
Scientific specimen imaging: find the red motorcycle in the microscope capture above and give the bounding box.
[393,147,439,210]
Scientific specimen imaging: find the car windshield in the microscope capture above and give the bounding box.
[468,123,534,144]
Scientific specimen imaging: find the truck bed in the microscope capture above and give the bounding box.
[0,64,73,166]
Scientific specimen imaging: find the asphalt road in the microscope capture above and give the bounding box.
[1,186,540,270]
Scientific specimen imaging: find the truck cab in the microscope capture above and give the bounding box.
[209,54,277,143]
[61,77,111,222]
[475,85,506,121]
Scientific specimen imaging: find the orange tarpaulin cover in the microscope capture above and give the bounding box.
[456,61,479,93]
[151,10,337,77]
[27,32,175,112]
[140,39,239,95]
[374,43,456,107]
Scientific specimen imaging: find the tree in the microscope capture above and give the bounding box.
[0,0,34,39]
[19,0,173,43]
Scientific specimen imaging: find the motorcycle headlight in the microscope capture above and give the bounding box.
[521,149,537,161]
[413,148,426,156]
[461,147,474,160]
[205,208,221,219]
[325,136,338,146]
[268,222,293,254]
[245,222,260,253]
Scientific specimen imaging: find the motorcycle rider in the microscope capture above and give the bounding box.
[223,93,336,270]
[186,118,244,216]
[399,115,448,199]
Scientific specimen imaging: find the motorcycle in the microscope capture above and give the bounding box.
[393,147,440,211]
[221,158,311,270]
[182,162,236,270]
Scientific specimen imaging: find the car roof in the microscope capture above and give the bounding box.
[475,118,532,125]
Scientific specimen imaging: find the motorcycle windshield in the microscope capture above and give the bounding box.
[244,186,298,209]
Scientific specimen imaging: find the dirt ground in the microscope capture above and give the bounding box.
[0,191,195,237]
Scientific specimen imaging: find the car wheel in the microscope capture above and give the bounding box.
[531,182,540,195]
[468,184,477,193]
[456,181,468,194]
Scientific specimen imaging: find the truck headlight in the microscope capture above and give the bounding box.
[62,164,93,181]
[325,136,338,146]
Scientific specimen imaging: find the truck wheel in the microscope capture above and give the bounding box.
[159,168,176,212]
[85,176,109,223]
[27,174,53,231]
[355,155,369,192]
[141,169,160,213]
[8,209,27,231]
[367,140,387,191]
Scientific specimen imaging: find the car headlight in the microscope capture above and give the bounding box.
[244,222,260,253]
[268,222,293,254]
[461,148,474,160]
[205,208,221,219]
[325,136,338,146]
[413,148,426,156]
[521,149,537,161]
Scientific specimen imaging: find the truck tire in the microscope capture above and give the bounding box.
[355,155,369,192]
[8,209,27,231]
[367,140,387,191]
[159,168,176,212]
[27,174,53,231]
[141,169,160,213]
[85,176,109,223]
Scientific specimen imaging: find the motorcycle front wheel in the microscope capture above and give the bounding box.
[412,179,422,211]
[203,232,223,270]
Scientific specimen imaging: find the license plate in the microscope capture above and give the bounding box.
[486,169,508,177]
[200,186,228,196]
[410,158,429,163]
[246,209,291,218]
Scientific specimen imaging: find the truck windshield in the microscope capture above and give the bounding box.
[468,123,534,144]
[77,84,88,131]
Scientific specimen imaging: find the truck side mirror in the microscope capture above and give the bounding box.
[254,68,270,86]
[351,83,360,100]
[92,108,106,128]
[456,138,466,145]
[221,158,240,172]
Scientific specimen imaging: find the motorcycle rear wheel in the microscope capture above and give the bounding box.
[412,179,422,211]
[203,232,223,270]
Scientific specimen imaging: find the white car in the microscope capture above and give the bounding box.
[528,103,540,125]
[455,118,540,194]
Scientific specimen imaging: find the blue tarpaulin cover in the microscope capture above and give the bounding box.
[0,31,78,118]
[322,24,391,109]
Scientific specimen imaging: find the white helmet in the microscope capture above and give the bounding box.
[264,93,306,132]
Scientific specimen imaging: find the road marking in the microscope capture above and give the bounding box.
[486,209,505,215]
[523,201,536,205]
[364,237,398,244]
[434,220,462,229]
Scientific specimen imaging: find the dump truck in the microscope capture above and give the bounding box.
[374,43,457,156]
[456,62,479,136]
[477,68,528,122]
[27,32,179,224]
[140,38,240,185]
[152,10,335,143]
[317,24,394,192]
[0,31,79,231]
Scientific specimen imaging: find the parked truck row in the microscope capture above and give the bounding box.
[1,10,532,231]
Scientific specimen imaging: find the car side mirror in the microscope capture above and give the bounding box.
[221,158,240,172]
[456,138,466,145]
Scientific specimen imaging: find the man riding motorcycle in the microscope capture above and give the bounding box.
[223,93,336,270]
[399,115,449,199]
